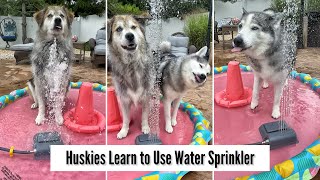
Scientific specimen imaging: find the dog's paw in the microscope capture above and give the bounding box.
[142,125,150,134]
[165,124,173,134]
[272,109,281,119]
[35,115,44,125]
[262,81,269,89]
[250,101,259,110]
[31,103,38,109]
[171,119,177,126]
[56,115,64,126]
[117,128,129,139]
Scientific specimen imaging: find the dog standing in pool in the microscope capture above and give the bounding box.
[232,9,296,119]
[29,6,74,125]
[158,42,210,133]
[108,15,154,139]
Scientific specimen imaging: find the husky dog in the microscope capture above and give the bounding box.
[159,42,210,133]
[30,6,74,125]
[108,15,154,139]
[232,9,295,118]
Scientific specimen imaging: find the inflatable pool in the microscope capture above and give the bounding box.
[214,64,320,180]
[107,87,212,180]
[0,82,106,179]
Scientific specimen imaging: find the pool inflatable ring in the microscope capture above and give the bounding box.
[1,81,212,180]
[214,64,320,180]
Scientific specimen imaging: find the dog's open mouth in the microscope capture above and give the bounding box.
[231,46,251,53]
[122,44,137,51]
[193,73,203,83]
[54,25,62,31]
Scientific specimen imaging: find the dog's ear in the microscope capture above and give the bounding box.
[270,12,284,27]
[242,8,248,16]
[63,7,74,26]
[264,8,276,16]
[195,46,208,58]
[107,17,114,43]
[138,23,145,37]
[132,15,145,37]
[34,8,47,26]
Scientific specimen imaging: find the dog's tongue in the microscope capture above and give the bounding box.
[195,74,201,83]
[231,47,242,53]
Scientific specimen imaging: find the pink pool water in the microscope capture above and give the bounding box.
[107,103,194,145]
[214,72,320,179]
[107,103,194,180]
[0,89,105,180]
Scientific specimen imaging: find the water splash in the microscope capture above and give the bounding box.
[147,0,163,52]
[146,0,164,138]
[42,38,69,136]
[280,0,299,131]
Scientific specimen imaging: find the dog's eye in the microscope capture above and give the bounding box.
[47,14,53,18]
[239,24,242,29]
[251,26,259,30]
[199,64,203,68]
[116,27,123,32]
[131,26,136,30]
[60,14,65,18]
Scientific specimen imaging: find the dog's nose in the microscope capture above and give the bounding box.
[125,33,135,41]
[54,18,61,24]
[234,37,243,47]
[199,74,207,80]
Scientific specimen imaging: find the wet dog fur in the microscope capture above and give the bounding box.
[108,15,154,139]
[30,6,74,125]
[232,8,295,119]
[159,42,210,133]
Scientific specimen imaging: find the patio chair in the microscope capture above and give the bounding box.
[167,32,197,57]
[0,18,18,49]
[10,38,34,64]
[89,27,106,68]
[214,21,219,43]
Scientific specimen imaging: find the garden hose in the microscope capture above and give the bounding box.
[0,146,35,156]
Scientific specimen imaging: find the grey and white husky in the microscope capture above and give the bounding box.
[232,8,295,118]
[159,42,210,133]
[108,15,154,139]
[29,6,74,125]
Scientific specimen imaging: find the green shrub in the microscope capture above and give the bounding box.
[271,0,320,13]
[184,14,209,49]
[307,0,320,12]
[108,0,142,16]
[270,0,300,25]
[271,0,287,12]
[117,0,149,11]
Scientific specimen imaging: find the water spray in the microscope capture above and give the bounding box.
[135,0,164,145]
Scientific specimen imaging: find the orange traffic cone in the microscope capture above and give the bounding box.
[64,82,106,133]
[215,61,252,108]
[107,87,122,132]
[73,82,95,125]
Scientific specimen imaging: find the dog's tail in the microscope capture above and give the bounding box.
[159,41,171,54]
